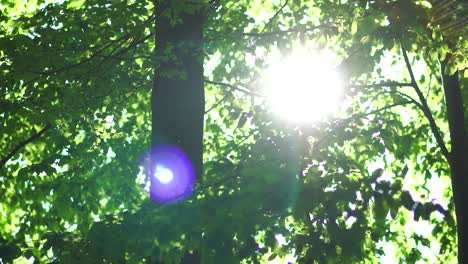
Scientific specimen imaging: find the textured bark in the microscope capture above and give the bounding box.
[152,0,205,180]
[442,62,468,263]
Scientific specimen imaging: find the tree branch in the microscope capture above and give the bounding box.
[206,0,222,18]
[242,25,329,37]
[205,93,230,114]
[401,43,450,161]
[339,101,414,126]
[0,123,52,169]
[205,79,265,97]
[258,0,289,36]
[362,101,414,117]
[22,30,154,88]
[349,81,413,89]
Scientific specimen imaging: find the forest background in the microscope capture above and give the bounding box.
[0,0,467,263]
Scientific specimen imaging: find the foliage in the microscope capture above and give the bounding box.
[1,0,466,263]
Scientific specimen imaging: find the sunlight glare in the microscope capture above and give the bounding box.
[263,48,343,122]
[154,165,174,184]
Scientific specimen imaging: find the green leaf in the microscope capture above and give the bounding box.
[351,21,358,35]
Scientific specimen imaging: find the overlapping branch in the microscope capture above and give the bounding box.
[348,81,413,89]
[401,43,450,161]
[205,93,230,114]
[242,25,333,38]
[0,123,52,169]
[205,79,265,97]
[259,0,289,36]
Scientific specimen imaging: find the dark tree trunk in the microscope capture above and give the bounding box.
[152,0,205,180]
[151,1,205,263]
[442,61,468,263]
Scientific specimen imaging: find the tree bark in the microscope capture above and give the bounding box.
[152,1,205,263]
[152,0,205,180]
[442,61,468,263]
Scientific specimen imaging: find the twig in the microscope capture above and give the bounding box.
[206,0,222,18]
[258,0,289,36]
[0,123,52,169]
[205,80,265,97]
[394,91,424,110]
[362,101,413,117]
[400,43,450,161]
[205,94,230,114]
[349,82,413,89]
[20,13,155,88]
[23,34,131,83]
[107,33,154,59]
[339,101,414,125]
[348,81,422,114]
[242,25,329,37]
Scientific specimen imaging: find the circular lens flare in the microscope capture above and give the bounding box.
[147,145,195,204]
[154,165,174,184]
[263,48,344,123]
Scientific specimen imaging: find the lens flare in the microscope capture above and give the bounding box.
[154,165,174,184]
[147,145,195,204]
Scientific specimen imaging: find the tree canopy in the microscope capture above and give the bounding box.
[1,0,467,263]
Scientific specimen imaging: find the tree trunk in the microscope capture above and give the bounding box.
[442,60,468,263]
[152,0,205,180]
[151,1,205,263]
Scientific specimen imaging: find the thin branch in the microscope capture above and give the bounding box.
[41,34,130,75]
[401,43,450,161]
[394,91,424,110]
[349,82,413,89]
[192,130,258,193]
[107,33,154,59]
[258,0,289,36]
[242,25,329,37]
[362,101,413,116]
[339,101,414,125]
[362,91,395,113]
[21,34,132,89]
[0,123,52,169]
[206,0,222,18]
[205,79,265,97]
[348,82,423,114]
[22,30,153,88]
[205,94,230,114]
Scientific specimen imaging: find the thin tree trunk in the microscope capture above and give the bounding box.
[442,60,468,263]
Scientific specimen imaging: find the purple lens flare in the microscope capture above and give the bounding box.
[147,145,196,204]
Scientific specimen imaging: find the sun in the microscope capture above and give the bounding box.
[262,48,344,123]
